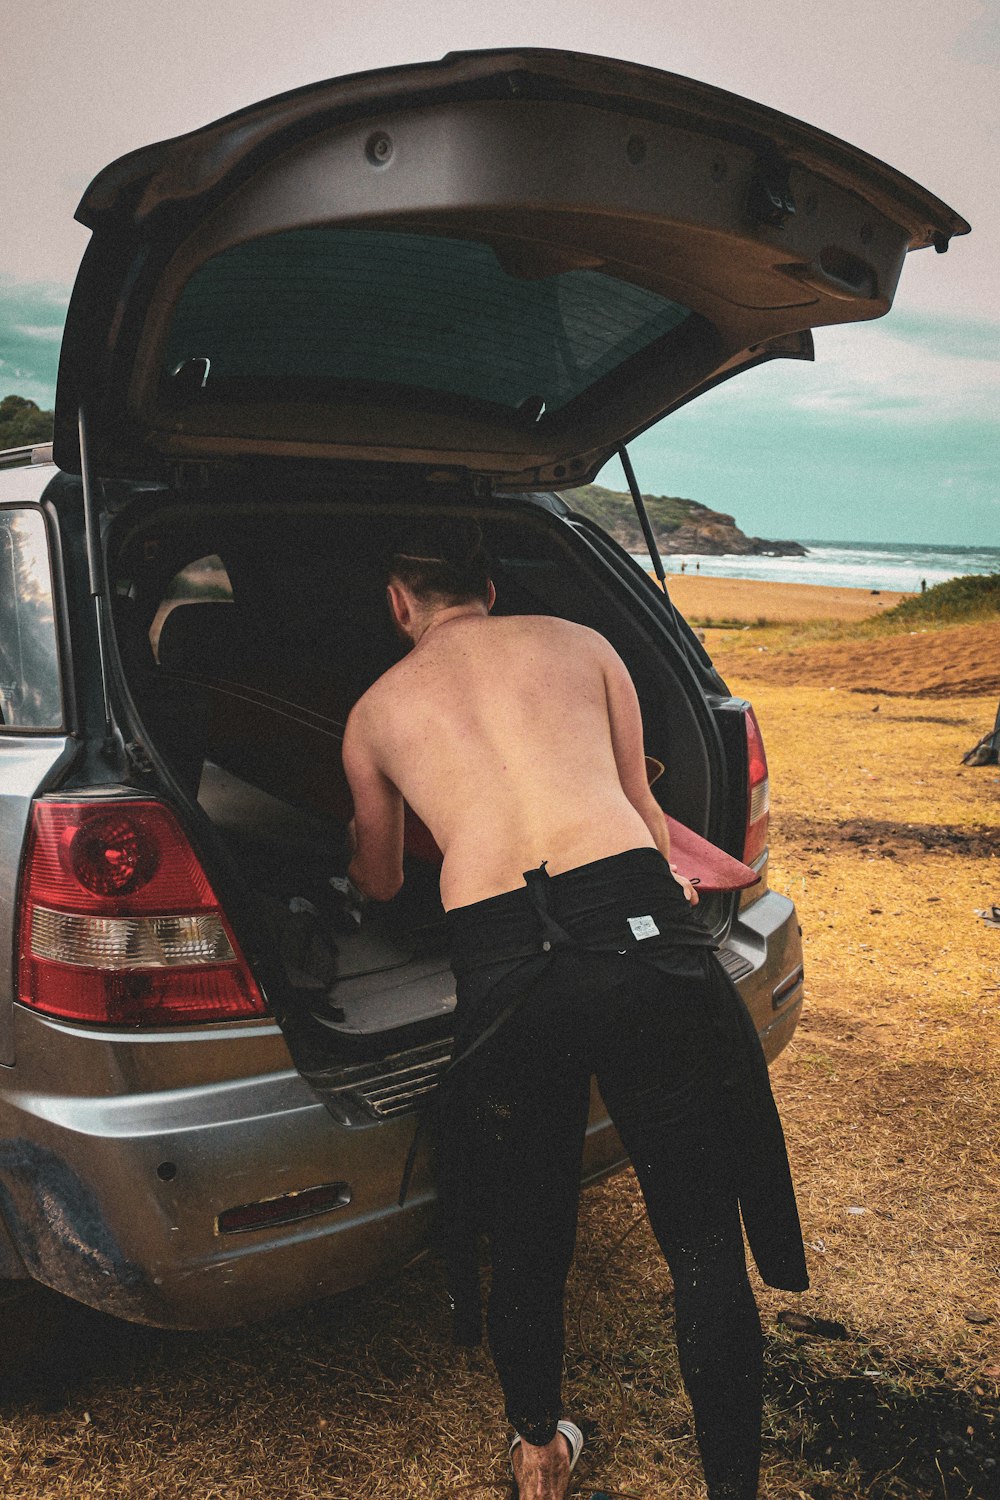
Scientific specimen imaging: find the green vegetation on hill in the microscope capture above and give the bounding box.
[0,395,54,449]
[563,483,699,535]
[876,572,1000,627]
[562,483,805,557]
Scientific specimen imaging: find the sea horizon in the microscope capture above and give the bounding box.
[627,538,1000,593]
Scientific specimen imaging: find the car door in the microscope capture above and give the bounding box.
[0,468,75,1067]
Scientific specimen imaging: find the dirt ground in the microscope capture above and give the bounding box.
[1,620,998,1500]
[703,619,1000,700]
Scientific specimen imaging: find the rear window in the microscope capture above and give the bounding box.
[0,507,62,732]
[162,227,692,417]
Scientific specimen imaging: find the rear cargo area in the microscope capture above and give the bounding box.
[109,490,721,1107]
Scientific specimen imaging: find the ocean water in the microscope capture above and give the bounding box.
[627,540,1000,593]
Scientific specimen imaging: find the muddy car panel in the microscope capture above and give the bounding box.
[1,895,626,1328]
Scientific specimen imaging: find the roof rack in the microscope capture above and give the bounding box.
[0,442,54,470]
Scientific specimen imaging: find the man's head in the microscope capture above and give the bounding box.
[385,518,495,644]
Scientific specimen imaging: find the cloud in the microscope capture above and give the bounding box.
[629,406,998,545]
[14,324,63,343]
[789,315,1000,426]
[628,310,999,545]
[673,310,1000,430]
[887,310,1000,359]
[952,0,1000,65]
[0,281,71,408]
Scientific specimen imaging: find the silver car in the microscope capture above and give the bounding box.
[0,48,966,1330]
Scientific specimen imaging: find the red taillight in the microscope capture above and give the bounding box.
[743,707,770,865]
[63,809,161,897]
[18,801,266,1027]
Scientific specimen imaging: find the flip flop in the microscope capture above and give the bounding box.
[509,1420,584,1493]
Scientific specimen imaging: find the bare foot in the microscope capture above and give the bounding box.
[511,1430,571,1500]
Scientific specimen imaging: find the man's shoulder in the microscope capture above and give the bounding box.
[515,614,612,662]
[515,614,606,647]
[345,668,397,735]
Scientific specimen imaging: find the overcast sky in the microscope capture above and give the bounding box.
[2,0,997,544]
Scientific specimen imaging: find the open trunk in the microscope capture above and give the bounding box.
[56,49,966,488]
[109,483,728,1108]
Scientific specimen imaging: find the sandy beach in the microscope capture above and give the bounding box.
[660,572,911,624]
[657,573,1000,698]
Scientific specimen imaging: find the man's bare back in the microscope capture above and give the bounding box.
[343,609,683,911]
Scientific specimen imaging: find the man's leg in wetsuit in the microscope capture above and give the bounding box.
[451,869,762,1497]
[469,956,594,1448]
[596,955,763,1500]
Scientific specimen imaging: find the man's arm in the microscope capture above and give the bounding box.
[599,637,699,905]
[341,703,405,902]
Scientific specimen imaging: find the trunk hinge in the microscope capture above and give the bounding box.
[124,739,155,777]
[78,406,116,758]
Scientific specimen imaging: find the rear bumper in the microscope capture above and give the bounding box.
[0,1005,625,1329]
[0,896,801,1329]
[724,887,805,1061]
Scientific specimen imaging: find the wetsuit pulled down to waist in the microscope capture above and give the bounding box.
[447,845,712,965]
[433,844,807,1359]
[445,845,715,1062]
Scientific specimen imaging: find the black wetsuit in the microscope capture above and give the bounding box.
[433,846,807,1500]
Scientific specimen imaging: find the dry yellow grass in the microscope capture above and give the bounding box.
[1,624,997,1499]
[731,676,999,1350]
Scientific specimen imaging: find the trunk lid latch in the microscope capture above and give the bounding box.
[748,149,796,228]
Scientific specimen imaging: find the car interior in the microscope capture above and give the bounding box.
[109,493,720,1079]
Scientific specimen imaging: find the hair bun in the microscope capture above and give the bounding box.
[384,518,491,606]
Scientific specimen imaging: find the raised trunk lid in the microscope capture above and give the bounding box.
[54,48,968,486]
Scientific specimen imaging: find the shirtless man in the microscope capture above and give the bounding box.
[342,556,697,915]
[341,519,805,1500]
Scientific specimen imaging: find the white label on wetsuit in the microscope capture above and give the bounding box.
[628,914,660,940]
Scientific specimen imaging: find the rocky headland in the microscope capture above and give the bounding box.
[563,483,806,557]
